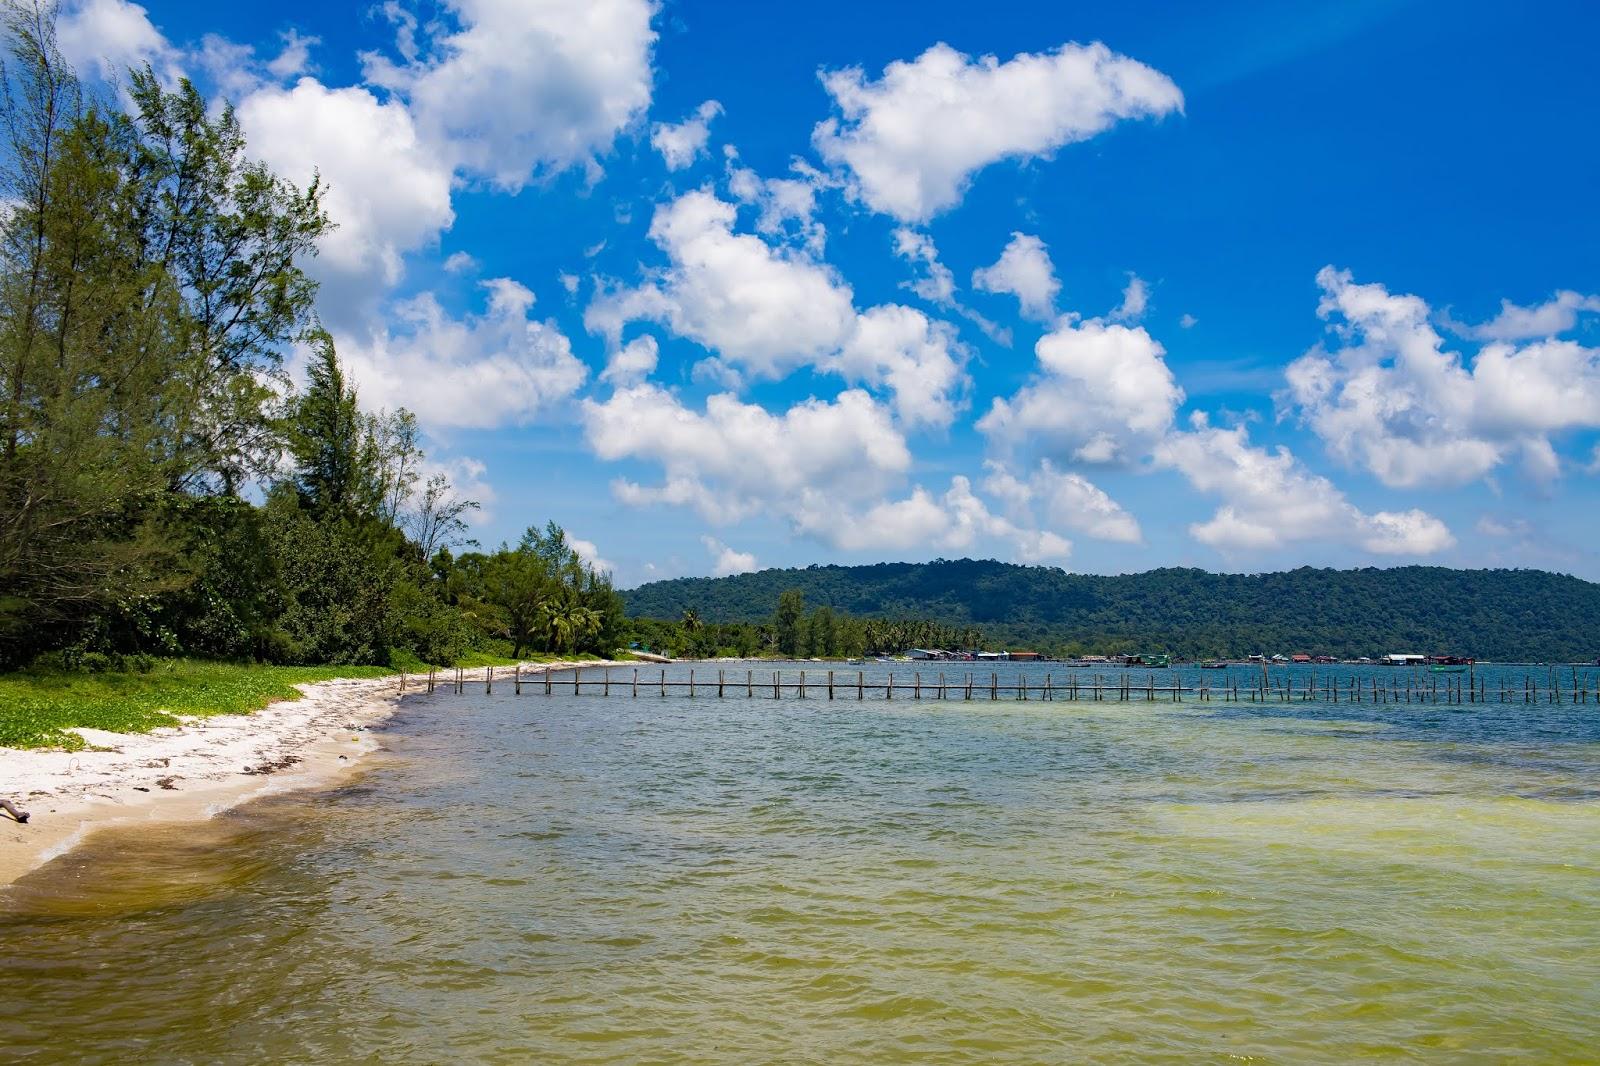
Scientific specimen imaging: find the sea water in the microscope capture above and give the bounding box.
[2,663,1597,1063]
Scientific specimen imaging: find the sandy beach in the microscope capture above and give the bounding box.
[0,661,630,888]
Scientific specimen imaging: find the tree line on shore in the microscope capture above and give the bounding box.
[0,4,622,672]
[630,588,987,659]
[624,559,1600,662]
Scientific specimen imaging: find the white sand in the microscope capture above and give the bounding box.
[0,661,630,887]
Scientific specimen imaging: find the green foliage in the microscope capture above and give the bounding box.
[461,523,626,659]
[624,561,1600,662]
[0,659,390,749]
[0,4,330,664]
[291,330,378,519]
[774,588,804,657]
[261,495,397,665]
[0,5,629,678]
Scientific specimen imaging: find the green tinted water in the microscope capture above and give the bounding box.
[3,666,1598,1063]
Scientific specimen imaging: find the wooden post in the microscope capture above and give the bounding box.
[859,670,865,700]
[718,669,725,698]
[689,669,695,698]
[828,670,834,700]
[545,667,553,696]
[991,672,998,700]
[486,666,492,694]
[940,672,947,700]
[966,672,973,700]
[399,671,405,695]
[774,671,779,700]
[661,669,666,697]
[428,666,435,694]
[633,668,638,698]
[515,665,521,695]
[1019,673,1026,701]
[604,669,611,697]
[886,672,893,700]
[800,671,806,699]
[748,669,754,698]
[914,672,921,699]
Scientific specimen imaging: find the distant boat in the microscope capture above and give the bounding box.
[1428,655,1474,674]
[1200,661,1229,670]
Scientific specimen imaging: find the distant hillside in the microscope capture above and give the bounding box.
[623,561,1600,661]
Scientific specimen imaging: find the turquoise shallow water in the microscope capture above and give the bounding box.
[2,663,1598,1063]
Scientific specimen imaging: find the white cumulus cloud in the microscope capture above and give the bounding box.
[983,460,1142,544]
[813,41,1182,222]
[582,385,1053,560]
[832,305,967,429]
[979,317,1184,465]
[237,78,456,321]
[583,385,912,524]
[790,477,1073,562]
[570,536,615,576]
[701,536,757,576]
[971,232,1060,321]
[362,0,658,189]
[651,99,722,170]
[587,189,856,376]
[1446,289,1600,342]
[337,278,587,431]
[599,334,659,386]
[1111,274,1149,323]
[1285,267,1600,487]
[726,155,827,253]
[57,0,180,84]
[588,189,969,427]
[1156,413,1454,556]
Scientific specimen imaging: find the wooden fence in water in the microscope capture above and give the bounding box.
[399,665,1600,706]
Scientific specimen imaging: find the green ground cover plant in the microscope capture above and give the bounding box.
[0,660,392,749]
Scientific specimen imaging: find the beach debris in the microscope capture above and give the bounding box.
[156,776,179,790]
[241,754,302,776]
[1,797,29,824]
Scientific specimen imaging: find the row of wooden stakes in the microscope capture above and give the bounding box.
[398,667,1599,705]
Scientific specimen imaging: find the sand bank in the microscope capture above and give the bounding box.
[0,661,629,888]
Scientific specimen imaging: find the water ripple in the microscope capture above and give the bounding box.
[3,672,1599,1062]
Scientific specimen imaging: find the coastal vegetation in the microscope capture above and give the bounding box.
[0,5,624,678]
[625,560,1600,662]
[0,659,393,749]
[630,589,985,659]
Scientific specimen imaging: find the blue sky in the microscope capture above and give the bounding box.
[59,0,1600,584]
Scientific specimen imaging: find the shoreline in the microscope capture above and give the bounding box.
[0,660,630,889]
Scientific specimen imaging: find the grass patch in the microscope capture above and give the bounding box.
[0,660,392,751]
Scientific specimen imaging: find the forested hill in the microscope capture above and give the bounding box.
[623,562,1600,661]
